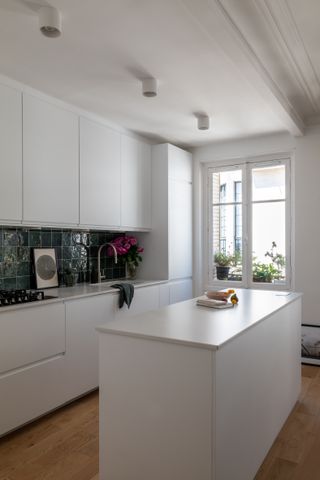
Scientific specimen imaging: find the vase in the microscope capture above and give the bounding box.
[125,261,137,280]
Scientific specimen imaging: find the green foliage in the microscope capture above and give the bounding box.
[252,241,285,283]
[214,251,234,267]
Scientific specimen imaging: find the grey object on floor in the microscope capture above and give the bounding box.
[111,283,134,308]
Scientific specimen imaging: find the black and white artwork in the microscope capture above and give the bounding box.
[33,248,58,289]
[301,324,320,366]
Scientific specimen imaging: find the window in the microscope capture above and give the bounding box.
[206,157,291,289]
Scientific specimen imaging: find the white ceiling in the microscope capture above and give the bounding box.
[0,0,319,147]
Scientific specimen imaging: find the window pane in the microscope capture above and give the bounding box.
[252,165,285,201]
[252,202,286,284]
[212,170,242,204]
[212,205,242,282]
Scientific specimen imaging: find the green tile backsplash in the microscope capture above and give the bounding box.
[0,227,125,290]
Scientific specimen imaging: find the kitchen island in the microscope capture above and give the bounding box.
[97,289,302,480]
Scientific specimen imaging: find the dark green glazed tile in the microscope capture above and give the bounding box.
[62,259,72,271]
[17,262,30,276]
[29,230,41,247]
[90,233,99,246]
[41,231,52,247]
[55,247,62,260]
[17,230,29,246]
[71,232,81,245]
[80,232,89,245]
[3,261,16,277]
[3,246,17,263]
[3,229,18,246]
[17,246,30,262]
[52,231,62,246]
[62,247,72,259]
[16,276,30,289]
[0,229,3,246]
[0,247,2,262]
[62,231,72,246]
[3,277,17,289]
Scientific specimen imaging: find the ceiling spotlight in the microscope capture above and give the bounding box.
[39,6,62,38]
[197,115,210,130]
[142,78,158,97]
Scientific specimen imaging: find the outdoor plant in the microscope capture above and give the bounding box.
[214,251,234,266]
[252,241,285,283]
[107,235,144,267]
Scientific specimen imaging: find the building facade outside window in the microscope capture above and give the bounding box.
[205,156,291,289]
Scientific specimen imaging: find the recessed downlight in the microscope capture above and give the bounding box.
[39,6,62,38]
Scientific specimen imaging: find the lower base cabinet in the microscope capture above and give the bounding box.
[65,293,117,399]
[0,280,193,436]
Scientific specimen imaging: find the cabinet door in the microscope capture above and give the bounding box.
[23,93,79,225]
[121,136,151,229]
[169,280,193,304]
[0,83,22,222]
[80,117,121,227]
[114,285,159,319]
[65,294,116,398]
[169,179,193,279]
[168,144,192,183]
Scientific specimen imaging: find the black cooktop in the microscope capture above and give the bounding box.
[0,289,52,307]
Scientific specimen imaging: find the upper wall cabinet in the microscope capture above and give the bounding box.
[121,136,151,230]
[0,84,22,222]
[23,94,79,225]
[80,117,121,227]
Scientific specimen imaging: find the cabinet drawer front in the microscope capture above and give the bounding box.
[0,303,65,375]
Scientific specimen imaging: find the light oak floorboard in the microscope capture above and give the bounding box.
[255,365,320,479]
[0,391,99,480]
[1,366,320,480]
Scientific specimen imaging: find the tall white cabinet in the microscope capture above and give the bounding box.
[23,93,79,225]
[80,117,121,228]
[0,84,22,222]
[121,135,152,230]
[137,143,193,292]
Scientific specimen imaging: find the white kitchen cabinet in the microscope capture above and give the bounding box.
[0,83,22,222]
[23,93,79,225]
[159,283,170,307]
[169,279,193,304]
[114,285,160,318]
[137,143,193,281]
[0,302,67,436]
[65,293,116,399]
[80,117,121,227]
[121,135,151,229]
[0,302,65,375]
[169,179,192,280]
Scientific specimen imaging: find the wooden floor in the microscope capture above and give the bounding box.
[0,365,320,480]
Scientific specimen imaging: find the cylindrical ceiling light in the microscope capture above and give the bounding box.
[39,6,62,38]
[197,115,210,130]
[142,78,158,97]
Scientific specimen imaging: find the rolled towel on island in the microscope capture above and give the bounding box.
[111,283,134,309]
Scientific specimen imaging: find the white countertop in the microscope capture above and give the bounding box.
[97,289,302,350]
[0,279,167,313]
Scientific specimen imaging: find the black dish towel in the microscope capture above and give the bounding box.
[111,283,135,309]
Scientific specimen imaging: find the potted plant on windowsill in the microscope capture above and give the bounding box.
[214,252,235,280]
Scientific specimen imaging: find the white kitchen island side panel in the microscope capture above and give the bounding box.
[99,334,213,480]
[214,297,301,480]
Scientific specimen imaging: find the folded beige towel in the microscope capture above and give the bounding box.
[196,295,234,309]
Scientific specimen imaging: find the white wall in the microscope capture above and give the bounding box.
[193,126,320,326]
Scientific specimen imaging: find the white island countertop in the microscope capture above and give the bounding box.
[97,289,302,350]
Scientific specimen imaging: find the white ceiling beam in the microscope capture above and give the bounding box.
[180,0,305,136]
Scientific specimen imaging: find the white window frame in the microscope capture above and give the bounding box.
[203,153,292,291]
